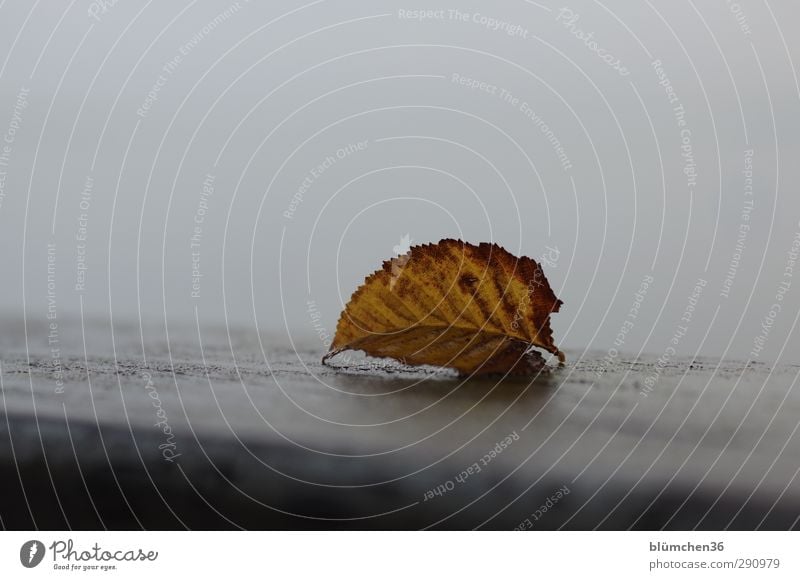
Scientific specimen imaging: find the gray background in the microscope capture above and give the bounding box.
[1,0,799,363]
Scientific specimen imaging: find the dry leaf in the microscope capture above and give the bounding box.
[322,239,564,376]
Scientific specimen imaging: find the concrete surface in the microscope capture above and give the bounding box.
[1,317,799,529]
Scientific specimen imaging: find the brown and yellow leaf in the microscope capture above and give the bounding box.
[322,239,564,376]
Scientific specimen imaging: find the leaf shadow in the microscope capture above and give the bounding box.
[319,358,560,411]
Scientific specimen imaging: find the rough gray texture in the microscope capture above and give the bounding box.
[1,317,799,529]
